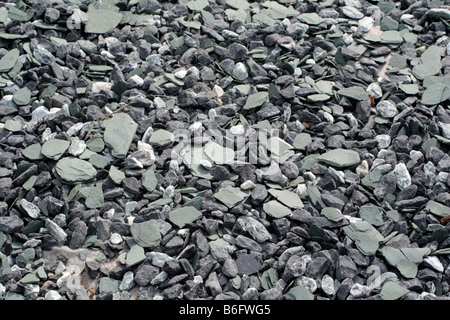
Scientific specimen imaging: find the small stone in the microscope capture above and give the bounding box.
[393,163,411,190]
[376,100,397,118]
[342,6,364,19]
[232,62,248,81]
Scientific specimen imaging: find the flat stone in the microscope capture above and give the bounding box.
[317,149,360,168]
[235,253,261,275]
[41,139,70,160]
[55,157,97,184]
[263,200,292,218]
[103,112,138,158]
[149,129,175,148]
[130,220,161,248]
[169,206,203,228]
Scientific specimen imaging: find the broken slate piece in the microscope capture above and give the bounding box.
[54,157,97,184]
[41,139,70,160]
[103,113,138,159]
[130,220,161,248]
[317,149,360,168]
[169,206,202,228]
[263,200,292,218]
[268,189,304,209]
[214,186,250,208]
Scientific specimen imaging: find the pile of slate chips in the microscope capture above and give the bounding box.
[0,0,449,300]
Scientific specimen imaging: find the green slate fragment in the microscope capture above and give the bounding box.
[389,53,407,69]
[263,200,292,218]
[309,224,331,243]
[89,153,110,169]
[321,207,345,222]
[149,129,175,148]
[55,157,97,184]
[214,186,250,208]
[41,139,70,160]
[299,12,324,25]
[421,83,450,105]
[130,220,161,248]
[103,113,138,159]
[0,48,19,72]
[108,166,125,186]
[337,86,369,101]
[343,221,384,255]
[267,137,293,157]
[359,204,384,226]
[142,169,158,192]
[23,175,37,191]
[99,277,120,293]
[425,200,450,217]
[86,138,104,152]
[186,0,209,11]
[201,10,215,28]
[260,268,278,290]
[268,189,304,209]
[4,119,22,132]
[293,133,312,151]
[169,206,203,228]
[380,246,419,278]
[380,281,409,300]
[399,84,419,95]
[204,141,235,165]
[381,30,403,44]
[243,92,268,110]
[286,285,314,300]
[85,183,104,209]
[412,46,442,80]
[12,87,31,106]
[85,9,123,34]
[20,273,40,284]
[317,149,360,168]
[308,93,330,102]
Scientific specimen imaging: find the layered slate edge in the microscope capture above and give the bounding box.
[0,0,449,301]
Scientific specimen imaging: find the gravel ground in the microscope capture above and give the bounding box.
[0,0,449,301]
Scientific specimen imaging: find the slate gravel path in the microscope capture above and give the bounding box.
[0,0,449,301]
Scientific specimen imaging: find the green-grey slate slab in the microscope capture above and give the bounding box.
[85,9,123,34]
[204,141,235,165]
[317,149,360,168]
[4,119,22,132]
[55,157,97,184]
[22,143,44,160]
[109,165,125,184]
[321,207,345,222]
[12,87,31,106]
[243,91,268,110]
[103,112,138,159]
[214,186,250,208]
[142,168,158,192]
[263,200,292,218]
[359,204,384,226]
[0,48,19,72]
[268,189,304,209]
[130,220,161,248]
[380,281,409,300]
[343,221,384,255]
[85,183,104,209]
[99,277,120,293]
[337,86,369,101]
[286,285,315,300]
[169,206,203,228]
[412,45,442,80]
[89,153,110,169]
[425,200,450,217]
[149,129,175,148]
[41,139,70,160]
[380,246,418,278]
